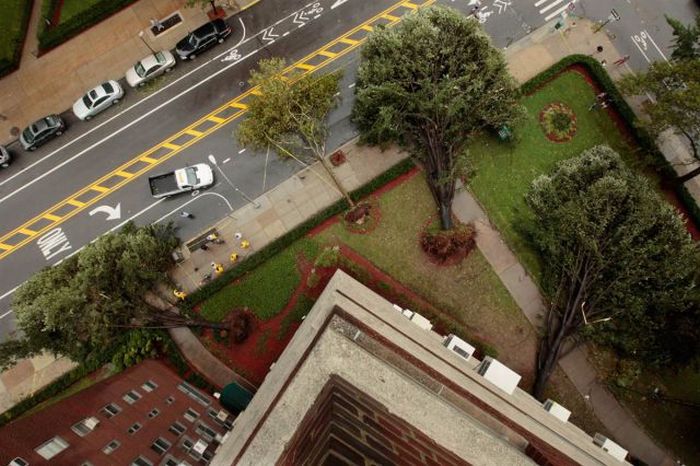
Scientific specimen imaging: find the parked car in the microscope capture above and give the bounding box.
[125,50,176,88]
[175,19,232,60]
[0,145,10,168]
[73,80,124,121]
[19,115,65,151]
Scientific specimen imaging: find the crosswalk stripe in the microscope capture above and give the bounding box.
[539,0,564,13]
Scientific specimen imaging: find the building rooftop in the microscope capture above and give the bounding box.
[212,270,630,466]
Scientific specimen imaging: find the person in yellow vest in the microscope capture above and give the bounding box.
[173,289,187,301]
[211,262,224,275]
[230,252,238,263]
[240,239,250,249]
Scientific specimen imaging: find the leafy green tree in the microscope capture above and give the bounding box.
[353,6,524,229]
[526,146,698,398]
[619,59,700,183]
[0,223,224,371]
[237,58,353,206]
[185,0,220,14]
[666,14,700,61]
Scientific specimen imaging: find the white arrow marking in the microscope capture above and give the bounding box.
[293,11,309,26]
[331,0,349,9]
[89,203,122,221]
[494,0,511,14]
[262,26,280,43]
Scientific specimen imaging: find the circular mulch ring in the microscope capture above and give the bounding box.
[418,215,476,267]
[539,102,577,143]
[342,197,382,235]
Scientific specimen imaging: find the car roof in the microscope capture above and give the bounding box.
[193,22,215,37]
[140,54,161,69]
[32,119,50,133]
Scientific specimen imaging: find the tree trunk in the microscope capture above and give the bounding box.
[675,130,700,184]
[317,154,355,208]
[533,323,569,400]
[676,164,700,184]
[439,200,453,230]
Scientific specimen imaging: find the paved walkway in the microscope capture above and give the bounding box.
[0,0,257,145]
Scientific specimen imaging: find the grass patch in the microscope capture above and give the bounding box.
[469,71,639,277]
[199,238,318,321]
[0,0,32,77]
[255,329,271,356]
[278,294,315,340]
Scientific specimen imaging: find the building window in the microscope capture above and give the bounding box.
[101,402,121,418]
[181,436,194,452]
[35,436,69,460]
[102,440,120,455]
[162,455,184,466]
[9,458,28,466]
[128,422,142,435]
[123,390,141,404]
[169,421,186,437]
[183,408,199,423]
[165,395,175,405]
[72,417,99,437]
[131,456,153,466]
[195,422,217,442]
[177,382,211,406]
[148,408,160,419]
[142,380,158,392]
[81,462,94,466]
[151,437,171,455]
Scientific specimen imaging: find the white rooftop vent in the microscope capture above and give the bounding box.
[476,357,521,395]
[443,334,475,361]
[216,409,229,422]
[542,399,571,422]
[194,439,209,455]
[593,434,628,461]
[400,309,432,330]
[392,304,403,312]
[84,416,100,430]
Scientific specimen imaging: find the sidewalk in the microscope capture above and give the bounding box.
[0,0,256,146]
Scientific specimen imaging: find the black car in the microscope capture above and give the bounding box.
[175,19,232,60]
[19,115,65,151]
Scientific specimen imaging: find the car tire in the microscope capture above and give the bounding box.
[218,37,225,44]
[139,82,146,87]
[165,67,172,73]
[112,98,120,104]
[1,162,9,168]
[189,54,197,60]
[28,146,36,151]
[85,116,92,121]
[55,130,63,136]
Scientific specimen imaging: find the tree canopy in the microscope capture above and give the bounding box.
[353,6,524,229]
[237,58,352,204]
[666,14,700,61]
[618,59,700,183]
[526,145,698,397]
[0,223,215,371]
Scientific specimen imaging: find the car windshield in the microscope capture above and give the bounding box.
[187,34,198,46]
[82,94,93,108]
[102,82,114,94]
[135,61,146,77]
[155,52,166,63]
[185,167,200,186]
[23,127,35,143]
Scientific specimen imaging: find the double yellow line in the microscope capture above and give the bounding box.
[0,0,435,260]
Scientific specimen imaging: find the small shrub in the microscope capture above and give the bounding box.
[111,329,163,371]
[344,203,371,224]
[229,309,253,343]
[314,246,341,268]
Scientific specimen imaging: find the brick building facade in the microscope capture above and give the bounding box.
[0,359,233,466]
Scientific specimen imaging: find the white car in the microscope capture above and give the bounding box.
[126,50,176,88]
[72,80,124,121]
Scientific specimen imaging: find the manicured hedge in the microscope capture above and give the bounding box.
[183,157,416,308]
[521,54,700,228]
[38,0,138,52]
[0,1,33,78]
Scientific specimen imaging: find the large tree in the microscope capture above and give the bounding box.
[666,14,700,61]
[353,6,524,229]
[527,146,698,398]
[0,223,225,371]
[618,59,700,183]
[237,58,353,206]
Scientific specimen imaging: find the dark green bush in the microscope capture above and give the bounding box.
[0,1,33,78]
[522,54,700,228]
[38,0,138,51]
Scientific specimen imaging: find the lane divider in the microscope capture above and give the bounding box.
[0,0,435,261]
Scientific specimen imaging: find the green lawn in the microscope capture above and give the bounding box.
[0,0,30,70]
[469,71,638,277]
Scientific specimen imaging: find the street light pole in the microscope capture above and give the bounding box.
[208,154,260,208]
[138,31,155,54]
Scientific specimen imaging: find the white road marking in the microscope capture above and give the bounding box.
[534,0,549,6]
[348,82,355,88]
[88,203,122,221]
[0,1,320,199]
[238,148,246,154]
[544,3,572,21]
[331,0,349,9]
[223,157,231,164]
[37,228,72,261]
[283,31,290,37]
[540,0,564,13]
[631,35,652,63]
[644,30,668,62]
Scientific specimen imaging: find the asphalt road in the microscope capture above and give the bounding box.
[0,0,697,341]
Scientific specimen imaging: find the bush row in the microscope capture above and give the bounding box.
[0,1,34,78]
[183,157,416,308]
[521,54,700,228]
[38,0,138,52]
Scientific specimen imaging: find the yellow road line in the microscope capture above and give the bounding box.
[0,0,435,261]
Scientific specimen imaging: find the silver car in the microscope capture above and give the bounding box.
[125,50,176,88]
[72,80,124,121]
[0,145,10,168]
